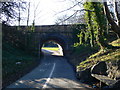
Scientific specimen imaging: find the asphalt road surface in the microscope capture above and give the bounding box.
[6,50,92,89]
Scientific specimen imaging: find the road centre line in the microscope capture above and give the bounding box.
[42,63,56,88]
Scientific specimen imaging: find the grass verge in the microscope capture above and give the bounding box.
[2,42,39,88]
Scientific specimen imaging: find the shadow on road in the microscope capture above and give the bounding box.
[6,49,92,89]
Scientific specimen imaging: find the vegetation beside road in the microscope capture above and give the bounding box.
[70,44,98,66]
[2,42,39,88]
[77,39,120,71]
[69,37,120,88]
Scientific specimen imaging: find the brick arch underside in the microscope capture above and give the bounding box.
[40,35,68,56]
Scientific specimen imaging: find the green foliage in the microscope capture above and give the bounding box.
[78,2,108,49]
[110,39,120,46]
[74,44,98,54]
[72,24,86,44]
[70,43,98,66]
[26,25,35,32]
[31,21,35,32]
[77,39,120,71]
[77,47,120,71]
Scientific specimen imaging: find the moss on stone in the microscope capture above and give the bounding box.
[77,39,120,72]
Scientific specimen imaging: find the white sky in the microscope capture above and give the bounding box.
[19,0,82,25]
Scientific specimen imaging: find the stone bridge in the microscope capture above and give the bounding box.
[3,24,77,58]
[30,25,74,57]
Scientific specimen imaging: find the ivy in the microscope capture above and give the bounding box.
[78,2,108,49]
[72,24,86,45]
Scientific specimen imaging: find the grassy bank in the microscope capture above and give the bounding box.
[70,45,99,66]
[77,39,120,71]
[2,42,39,88]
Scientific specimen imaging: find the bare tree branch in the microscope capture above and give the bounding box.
[55,1,83,15]
[75,9,95,12]
[56,11,79,24]
[33,1,41,25]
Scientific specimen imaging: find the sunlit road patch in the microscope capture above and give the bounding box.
[41,48,63,56]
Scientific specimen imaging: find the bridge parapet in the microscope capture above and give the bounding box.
[35,25,73,32]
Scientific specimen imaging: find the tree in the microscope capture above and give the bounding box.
[33,1,41,26]
[80,2,109,50]
[79,1,120,50]
[55,13,85,25]
[27,2,30,26]
[54,0,120,50]
[54,0,85,25]
[103,1,120,38]
[0,1,26,25]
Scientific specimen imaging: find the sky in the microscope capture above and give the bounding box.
[19,0,82,25]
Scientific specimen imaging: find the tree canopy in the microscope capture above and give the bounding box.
[75,1,120,50]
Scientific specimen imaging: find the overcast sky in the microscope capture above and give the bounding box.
[18,0,82,25]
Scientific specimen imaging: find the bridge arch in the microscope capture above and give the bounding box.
[39,34,68,56]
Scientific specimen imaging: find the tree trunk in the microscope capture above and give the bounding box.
[103,2,120,38]
[88,12,94,47]
[27,2,30,26]
[18,2,20,27]
[114,1,120,26]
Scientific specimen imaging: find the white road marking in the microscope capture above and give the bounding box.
[42,63,56,88]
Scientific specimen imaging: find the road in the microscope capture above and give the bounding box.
[41,48,63,56]
[6,50,92,89]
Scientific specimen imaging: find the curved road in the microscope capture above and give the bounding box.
[7,50,92,89]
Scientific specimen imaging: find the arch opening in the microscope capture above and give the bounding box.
[41,40,64,56]
[39,34,68,57]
